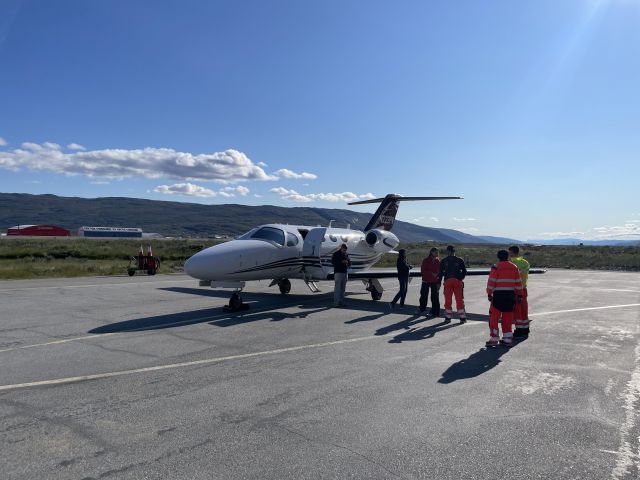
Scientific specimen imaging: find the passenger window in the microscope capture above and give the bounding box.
[251,227,285,246]
[286,232,299,247]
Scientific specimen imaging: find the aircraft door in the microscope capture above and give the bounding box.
[302,227,330,280]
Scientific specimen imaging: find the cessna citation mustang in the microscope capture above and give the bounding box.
[184,194,541,310]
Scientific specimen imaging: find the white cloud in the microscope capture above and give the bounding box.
[270,187,375,203]
[0,137,7,146]
[538,231,586,238]
[413,217,425,223]
[457,227,480,233]
[67,143,86,151]
[0,142,277,183]
[257,161,268,167]
[253,194,262,198]
[223,185,250,196]
[591,224,640,239]
[273,168,318,180]
[153,183,255,199]
[429,217,439,222]
[538,224,640,240]
[153,183,218,198]
[453,217,477,222]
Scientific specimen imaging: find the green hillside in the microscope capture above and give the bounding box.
[0,193,487,244]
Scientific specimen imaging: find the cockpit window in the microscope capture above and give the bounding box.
[250,227,285,246]
[286,232,299,247]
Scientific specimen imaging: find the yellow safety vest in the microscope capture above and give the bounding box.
[510,256,530,287]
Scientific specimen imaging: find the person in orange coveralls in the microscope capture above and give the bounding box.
[486,250,523,347]
[439,245,467,324]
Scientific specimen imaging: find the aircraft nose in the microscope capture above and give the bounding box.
[184,249,214,280]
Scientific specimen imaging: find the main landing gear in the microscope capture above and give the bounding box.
[364,279,383,301]
[278,278,291,294]
[269,278,292,294]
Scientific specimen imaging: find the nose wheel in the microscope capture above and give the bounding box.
[224,290,249,312]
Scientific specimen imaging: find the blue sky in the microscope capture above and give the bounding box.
[1,0,639,241]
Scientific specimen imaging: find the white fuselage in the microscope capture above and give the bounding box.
[184,224,399,282]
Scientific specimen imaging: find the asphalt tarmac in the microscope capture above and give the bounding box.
[0,270,639,480]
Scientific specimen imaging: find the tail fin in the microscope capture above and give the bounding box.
[349,194,462,232]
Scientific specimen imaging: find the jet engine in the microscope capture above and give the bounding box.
[364,229,400,252]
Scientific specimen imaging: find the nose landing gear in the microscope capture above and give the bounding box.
[225,289,249,312]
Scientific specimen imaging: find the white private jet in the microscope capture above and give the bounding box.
[184,194,543,310]
[184,193,457,309]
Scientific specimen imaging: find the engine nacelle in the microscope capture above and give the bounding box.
[365,229,400,252]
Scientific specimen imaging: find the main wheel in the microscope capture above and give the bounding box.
[279,279,291,294]
[370,290,382,301]
[128,268,136,276]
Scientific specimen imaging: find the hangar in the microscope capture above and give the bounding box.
[78,226,143,238]
[6,224,71,236]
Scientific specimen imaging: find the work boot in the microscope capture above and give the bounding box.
[443,317,451,325]
[500,338,513,348]
[486,338,499,347]
[459,317,467,324]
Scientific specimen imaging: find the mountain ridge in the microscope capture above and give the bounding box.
[1,192,496,244]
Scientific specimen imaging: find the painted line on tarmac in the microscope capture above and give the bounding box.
[611,344,640,479]
[530,303,640,317]
[0,294,336,354]
[0,334,383,392]
[0,278,194,292]
[0,333,121,353]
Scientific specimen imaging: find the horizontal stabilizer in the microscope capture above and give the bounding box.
[349,193,462,232]
[348,195,462,205]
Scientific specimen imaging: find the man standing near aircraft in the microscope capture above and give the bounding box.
[439,245,467,324]
[509,245,531,338]
[332,243,351,307]
[417,247,441,317]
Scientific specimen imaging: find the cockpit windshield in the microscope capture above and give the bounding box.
[238,226,285,247]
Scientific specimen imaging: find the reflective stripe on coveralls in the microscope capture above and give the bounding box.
[444,278,465,319]
[486,261,522,343]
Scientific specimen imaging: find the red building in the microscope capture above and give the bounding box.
[7,225,71,236]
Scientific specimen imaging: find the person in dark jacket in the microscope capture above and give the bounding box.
[417,247,441,317]
[439,245,467,324]
[389,249,412,309]
[331,243,351,307]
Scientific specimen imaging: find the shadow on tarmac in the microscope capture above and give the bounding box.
[438,337,527,384]
[90,285,492,337]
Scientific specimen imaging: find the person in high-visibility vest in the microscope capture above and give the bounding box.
[508,245,530,338]
[486,250,523,347]
[439,245,467,324]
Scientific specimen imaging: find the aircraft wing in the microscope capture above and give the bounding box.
[327,267,547,280]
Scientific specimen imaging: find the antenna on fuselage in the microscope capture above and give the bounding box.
[328,220,335,227]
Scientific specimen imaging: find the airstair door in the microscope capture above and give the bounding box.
[302,227,330,280]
